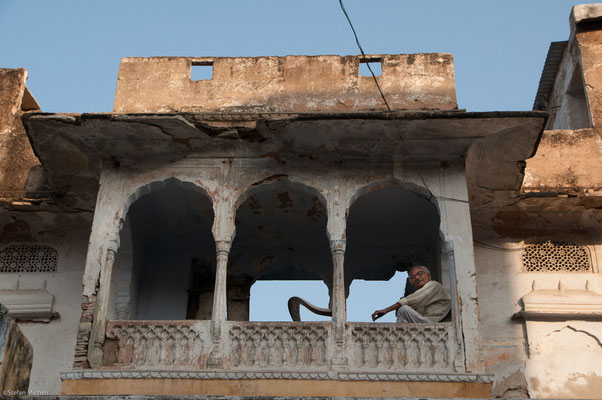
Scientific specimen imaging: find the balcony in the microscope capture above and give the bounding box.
[102,320,461,375]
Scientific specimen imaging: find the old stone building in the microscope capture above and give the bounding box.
[0,3,601,399]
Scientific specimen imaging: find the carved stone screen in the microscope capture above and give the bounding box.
[522,241,591,272]
[0,244,58,273]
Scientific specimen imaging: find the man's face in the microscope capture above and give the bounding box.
[409,267,431,289]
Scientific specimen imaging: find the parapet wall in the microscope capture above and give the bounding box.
[113,54,457,113]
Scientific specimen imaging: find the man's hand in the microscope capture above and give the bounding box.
[371,309,387,321]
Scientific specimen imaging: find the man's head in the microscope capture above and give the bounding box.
[409,265,431,289]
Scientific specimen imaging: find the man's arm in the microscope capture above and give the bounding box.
[398,281,435,309]
[371,302,401,321]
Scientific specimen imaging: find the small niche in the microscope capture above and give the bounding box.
[359,59,382,77]
[191,61,213,81]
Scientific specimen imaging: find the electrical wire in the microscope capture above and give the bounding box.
[338,0,391,113]
[337,0,468,205]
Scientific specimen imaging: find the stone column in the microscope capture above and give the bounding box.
[331,239,346,335]
[211,240,230,331]
[74,169,122,369]
[325,178,349,367]
[331,239,348,367]
[207,239,231,367]
[87,240,119,369]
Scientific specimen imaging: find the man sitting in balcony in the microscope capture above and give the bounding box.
[371,266,451,323]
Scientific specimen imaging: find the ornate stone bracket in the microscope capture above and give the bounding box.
[512,280,602,357]
[0,287,58,322]
[512,280,602,321]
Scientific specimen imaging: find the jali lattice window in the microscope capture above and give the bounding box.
[0,244,58,273]
[522,241,591,272]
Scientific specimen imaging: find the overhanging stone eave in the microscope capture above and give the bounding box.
[22,108,549,121]
[22,109,548,159]
[21,110,547,201]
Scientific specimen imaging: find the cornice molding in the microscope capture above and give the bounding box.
[61,369,493,383]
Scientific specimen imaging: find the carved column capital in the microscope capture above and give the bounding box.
[215,240,231,256]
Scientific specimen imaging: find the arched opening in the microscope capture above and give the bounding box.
[230,179,332,321]
[345,184,443,322]
[110,178,215,320]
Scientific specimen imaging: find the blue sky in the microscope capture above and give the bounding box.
[1,1,593,113]
[0,1,594,321]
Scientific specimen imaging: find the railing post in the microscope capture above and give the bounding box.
[331,238,348,367]
[87,240,119,369]
[207,239,231,367]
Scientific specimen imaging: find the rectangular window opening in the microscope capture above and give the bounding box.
[359,59,382,77]
[191,62,213,81]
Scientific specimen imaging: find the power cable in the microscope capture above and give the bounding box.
[338,0,391,113]
[337,0,468,205]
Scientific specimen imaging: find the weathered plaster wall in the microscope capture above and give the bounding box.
[113,55,458,113]
[0,68,44,202]
[474,236,602,398]
[523,321,602,398]
[545,4,602,131]
[573,5,602,129]
[0,214,90,395]
[545,37,591,130]
[523,128,602,196]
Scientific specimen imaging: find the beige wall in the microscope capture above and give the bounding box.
[475,236,602,398]
[0,217,90,395]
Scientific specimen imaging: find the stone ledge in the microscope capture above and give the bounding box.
[12,397,504,400]
[61,370,493,383]
[59,377,492,398]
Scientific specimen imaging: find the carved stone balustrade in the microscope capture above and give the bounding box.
[104,320,211,369]
[227,322,331,369]
[348,322,459,373]
[103,320,459,374]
